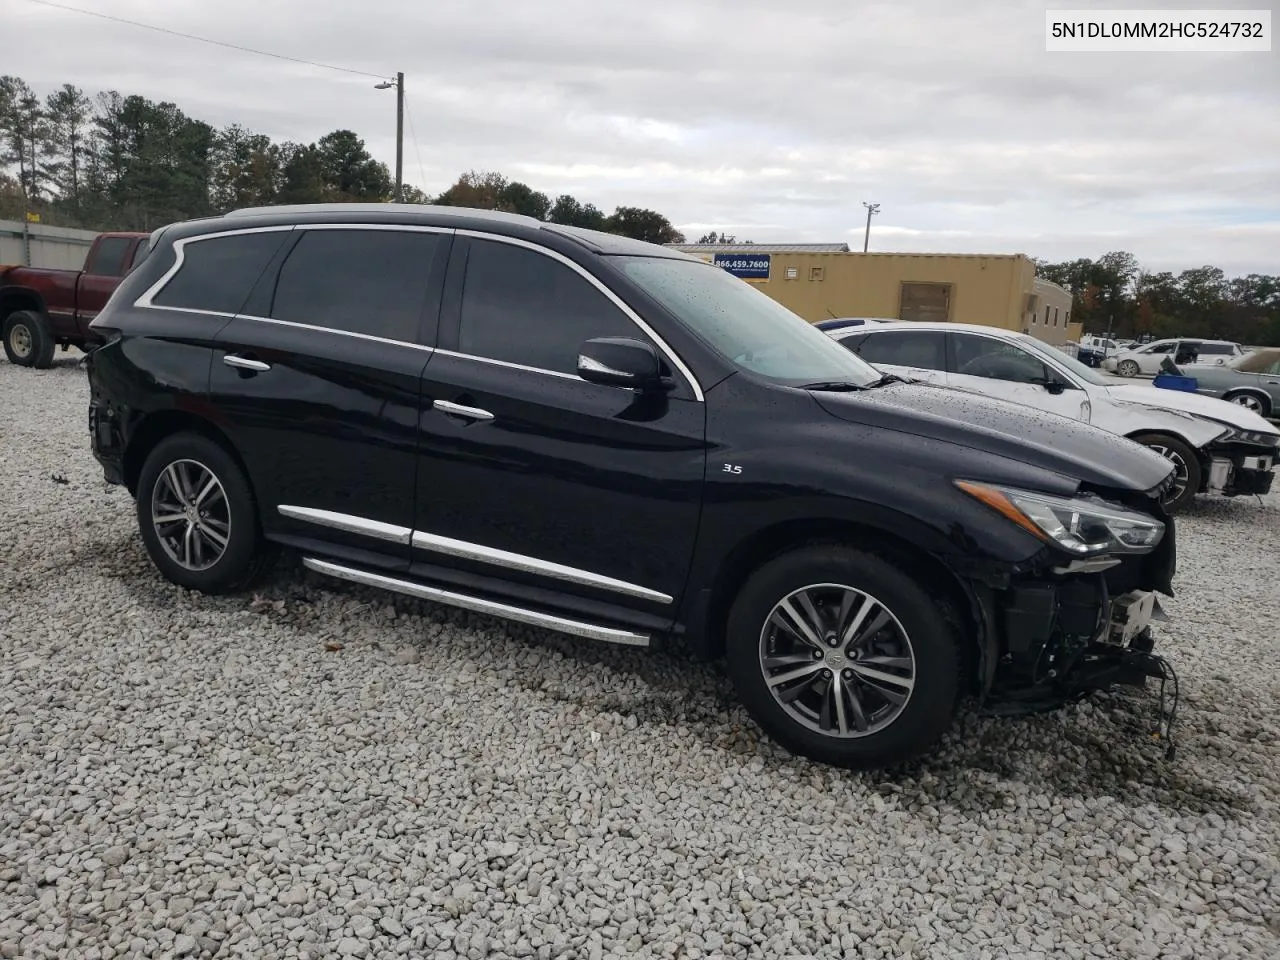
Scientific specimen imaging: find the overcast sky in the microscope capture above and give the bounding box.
[4,0,1278,275]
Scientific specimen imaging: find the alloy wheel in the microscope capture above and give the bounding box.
[758,583,916,738]
[1118,360,1140,377]
[8,323,32,360]
[1147,444,1190,503]
[150,459,232,571]
[1230,394,1265,414]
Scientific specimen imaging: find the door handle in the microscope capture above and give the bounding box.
[433,399,494,422]
[223,354,271,373]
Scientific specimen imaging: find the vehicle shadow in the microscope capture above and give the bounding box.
[72,537,1260,820]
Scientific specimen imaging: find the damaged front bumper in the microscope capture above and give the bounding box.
[1203,439,1277,497]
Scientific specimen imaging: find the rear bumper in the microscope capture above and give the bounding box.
[88,396,126,486]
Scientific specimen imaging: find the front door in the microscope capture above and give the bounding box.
[209,225,452,568]
[947,331,1091,420]
[412,235,707,617]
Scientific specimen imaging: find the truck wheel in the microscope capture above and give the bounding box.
[136,433,275,594]
[725,545,962,770]
[3,310,55,368]
[1135,433,1201,513]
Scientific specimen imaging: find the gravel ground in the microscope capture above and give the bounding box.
[2,355,1279,960]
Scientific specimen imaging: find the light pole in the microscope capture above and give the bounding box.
[861,202,880,253]
[375,72,404,202]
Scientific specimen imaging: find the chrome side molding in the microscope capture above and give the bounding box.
[410,530,672,604]
[302,558,652,647]
[278,505,671,605]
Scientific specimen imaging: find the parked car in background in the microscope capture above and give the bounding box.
[0,231,150,367]
[1184,348,1280,417]
[828,321,1278,511]
[1103,338,1246,377]
[86,203,1182,770]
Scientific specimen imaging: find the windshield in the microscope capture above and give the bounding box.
[616,256,882,387]
[1015,334,1115,386]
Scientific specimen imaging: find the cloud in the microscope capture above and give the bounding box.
[4,0,1278,273]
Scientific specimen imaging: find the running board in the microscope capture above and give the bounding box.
[301,557,652,647]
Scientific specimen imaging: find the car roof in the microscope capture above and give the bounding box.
[827,321,1024,338]
[814,318,896,331]
[169,203,702,260]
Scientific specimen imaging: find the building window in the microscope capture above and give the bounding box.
[785,266,798,280]
[1054,307,1060,326]
[809,266,824,281]
[900,282,951,323]
[1065,311,1070,324]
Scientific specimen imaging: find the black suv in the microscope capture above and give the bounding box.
[86,204,1178,769]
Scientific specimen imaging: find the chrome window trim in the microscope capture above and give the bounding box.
[303,558,652,647]
[134,224,296,309]
[235,314,436,353]
[278,505,413,546]
[411,529,672,604]
[432,348,580,381]
[456,229,705,402]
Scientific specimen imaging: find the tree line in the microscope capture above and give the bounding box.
[0,75,686,244]
[1036,252,1280,347]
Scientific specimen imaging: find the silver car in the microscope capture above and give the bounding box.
[1189,348,1280,417]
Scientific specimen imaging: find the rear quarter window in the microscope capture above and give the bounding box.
[151,231,291,315]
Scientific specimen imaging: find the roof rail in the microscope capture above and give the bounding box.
[223,202,545,226]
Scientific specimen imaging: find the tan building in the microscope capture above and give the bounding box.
[670,244,1078,346]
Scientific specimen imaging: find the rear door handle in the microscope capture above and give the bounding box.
[433,399,494,422]
[223,354,271,373]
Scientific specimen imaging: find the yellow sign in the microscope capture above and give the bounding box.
[25,212,41,223]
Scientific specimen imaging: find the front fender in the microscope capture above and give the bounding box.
[1094,403,1227,450]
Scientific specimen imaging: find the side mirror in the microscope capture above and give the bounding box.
[577,337,668,391]
[1044,378,1066,395]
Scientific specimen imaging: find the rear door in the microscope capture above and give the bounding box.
[844,329,948,384]
[208,225,452,570]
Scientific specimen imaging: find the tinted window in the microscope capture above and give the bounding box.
[951,334,1048,384]
[459,239,643,375]
[1144,342,1174,354]
[272,229,441,342]
[88,237,133,277]
[1199,343,1235,355]
[153,231,289,314]
[855,331,947,371]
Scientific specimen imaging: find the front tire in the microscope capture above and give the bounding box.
[136,433,274,593]
[1134,433,1201,513]
[1117,359,1140,378]
[3,311,55,368]
[725,545,962,769]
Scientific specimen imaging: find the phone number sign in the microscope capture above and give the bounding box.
[713,253,771,280]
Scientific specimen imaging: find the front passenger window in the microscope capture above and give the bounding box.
[458,239,647,376]
[951,335,1049,384]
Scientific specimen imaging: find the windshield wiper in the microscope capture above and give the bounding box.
[865,373,911,387]
[798,380,867,392]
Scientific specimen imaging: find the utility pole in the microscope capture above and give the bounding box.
[862,202,880,253]
[375,72,405,202]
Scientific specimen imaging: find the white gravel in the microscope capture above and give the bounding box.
[2,355,1279,960]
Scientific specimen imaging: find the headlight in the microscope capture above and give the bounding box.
[1218,426,1279,447]
[956,482,1165,556]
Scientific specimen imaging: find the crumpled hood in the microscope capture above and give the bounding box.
[1104,383,1280,434]
[812,381,1175,494]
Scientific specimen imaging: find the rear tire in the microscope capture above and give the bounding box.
[136,433,275,593]
[725,545,963,769]
[1223,390,1270,417]
[1117,359,1140,378]
[1134,433,1201,513]
[3,310,55,368]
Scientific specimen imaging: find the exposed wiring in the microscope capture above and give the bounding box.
[22,0,387,80]
[1150,654,1180,761]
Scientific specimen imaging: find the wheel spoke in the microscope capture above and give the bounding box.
[845,683,870,732]
[859,655,914,671]
[793,590,828,641]
[771,599,825,651]
[199,523,228,550]
[830,674,849,735]
[762,652,819,670]
[182,523,197,567]
[843,603,892,652]
[766,661,824,689]
[850,663,914,691]
[194,474,221,507]
[152,512,186,526]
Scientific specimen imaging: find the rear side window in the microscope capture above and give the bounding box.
[1198,343,1235,355]
[457,239,644,375]
[152,232,289,314]
[854,331,947,371]
[271,229,442,342]
[87,237,134,277]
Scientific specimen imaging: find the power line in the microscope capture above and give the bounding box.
[403,96,429,196]
[22,0,388,80]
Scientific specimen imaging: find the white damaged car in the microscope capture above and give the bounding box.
[827,322,1279,512]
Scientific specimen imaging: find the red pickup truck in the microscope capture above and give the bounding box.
[0,231,150,367]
